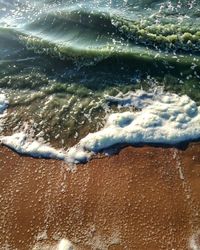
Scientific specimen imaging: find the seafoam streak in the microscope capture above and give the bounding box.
[0,93,66,160]
[0,132,65,160]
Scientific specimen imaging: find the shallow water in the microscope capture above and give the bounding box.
[0,0,200,150]
[1,2,200,249]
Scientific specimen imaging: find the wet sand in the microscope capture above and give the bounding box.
[0,144,200,250]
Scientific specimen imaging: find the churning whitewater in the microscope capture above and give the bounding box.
[1,0,200,146]
[1,89,200,163]
[0,0,200,162]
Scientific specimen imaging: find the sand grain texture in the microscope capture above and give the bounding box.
[0,144,200,249]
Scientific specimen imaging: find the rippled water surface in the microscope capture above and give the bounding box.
[0,0,200,148]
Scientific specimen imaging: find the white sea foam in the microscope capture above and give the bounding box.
[32,238,74,250]
[66,90,200,163]
[0,93,8,132]
[1,90,200,163]
[0,94,8,113]
[189,231,200,250]
[57,239,74,250]
[0,132,65,160]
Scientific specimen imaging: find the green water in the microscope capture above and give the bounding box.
[0,0,200,148]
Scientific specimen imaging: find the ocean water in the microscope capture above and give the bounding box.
[0,0,200,161]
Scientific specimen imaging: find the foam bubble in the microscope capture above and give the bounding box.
[189,231,200,250]
[32,238,74,250]
[0,94,8,114]
[57,239,74,250]
[0,93,8,132]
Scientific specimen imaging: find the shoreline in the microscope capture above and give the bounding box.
[1,143,200,249]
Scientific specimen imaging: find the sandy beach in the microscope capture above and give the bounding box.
[1,143,200,249]
[1,1,200,249]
